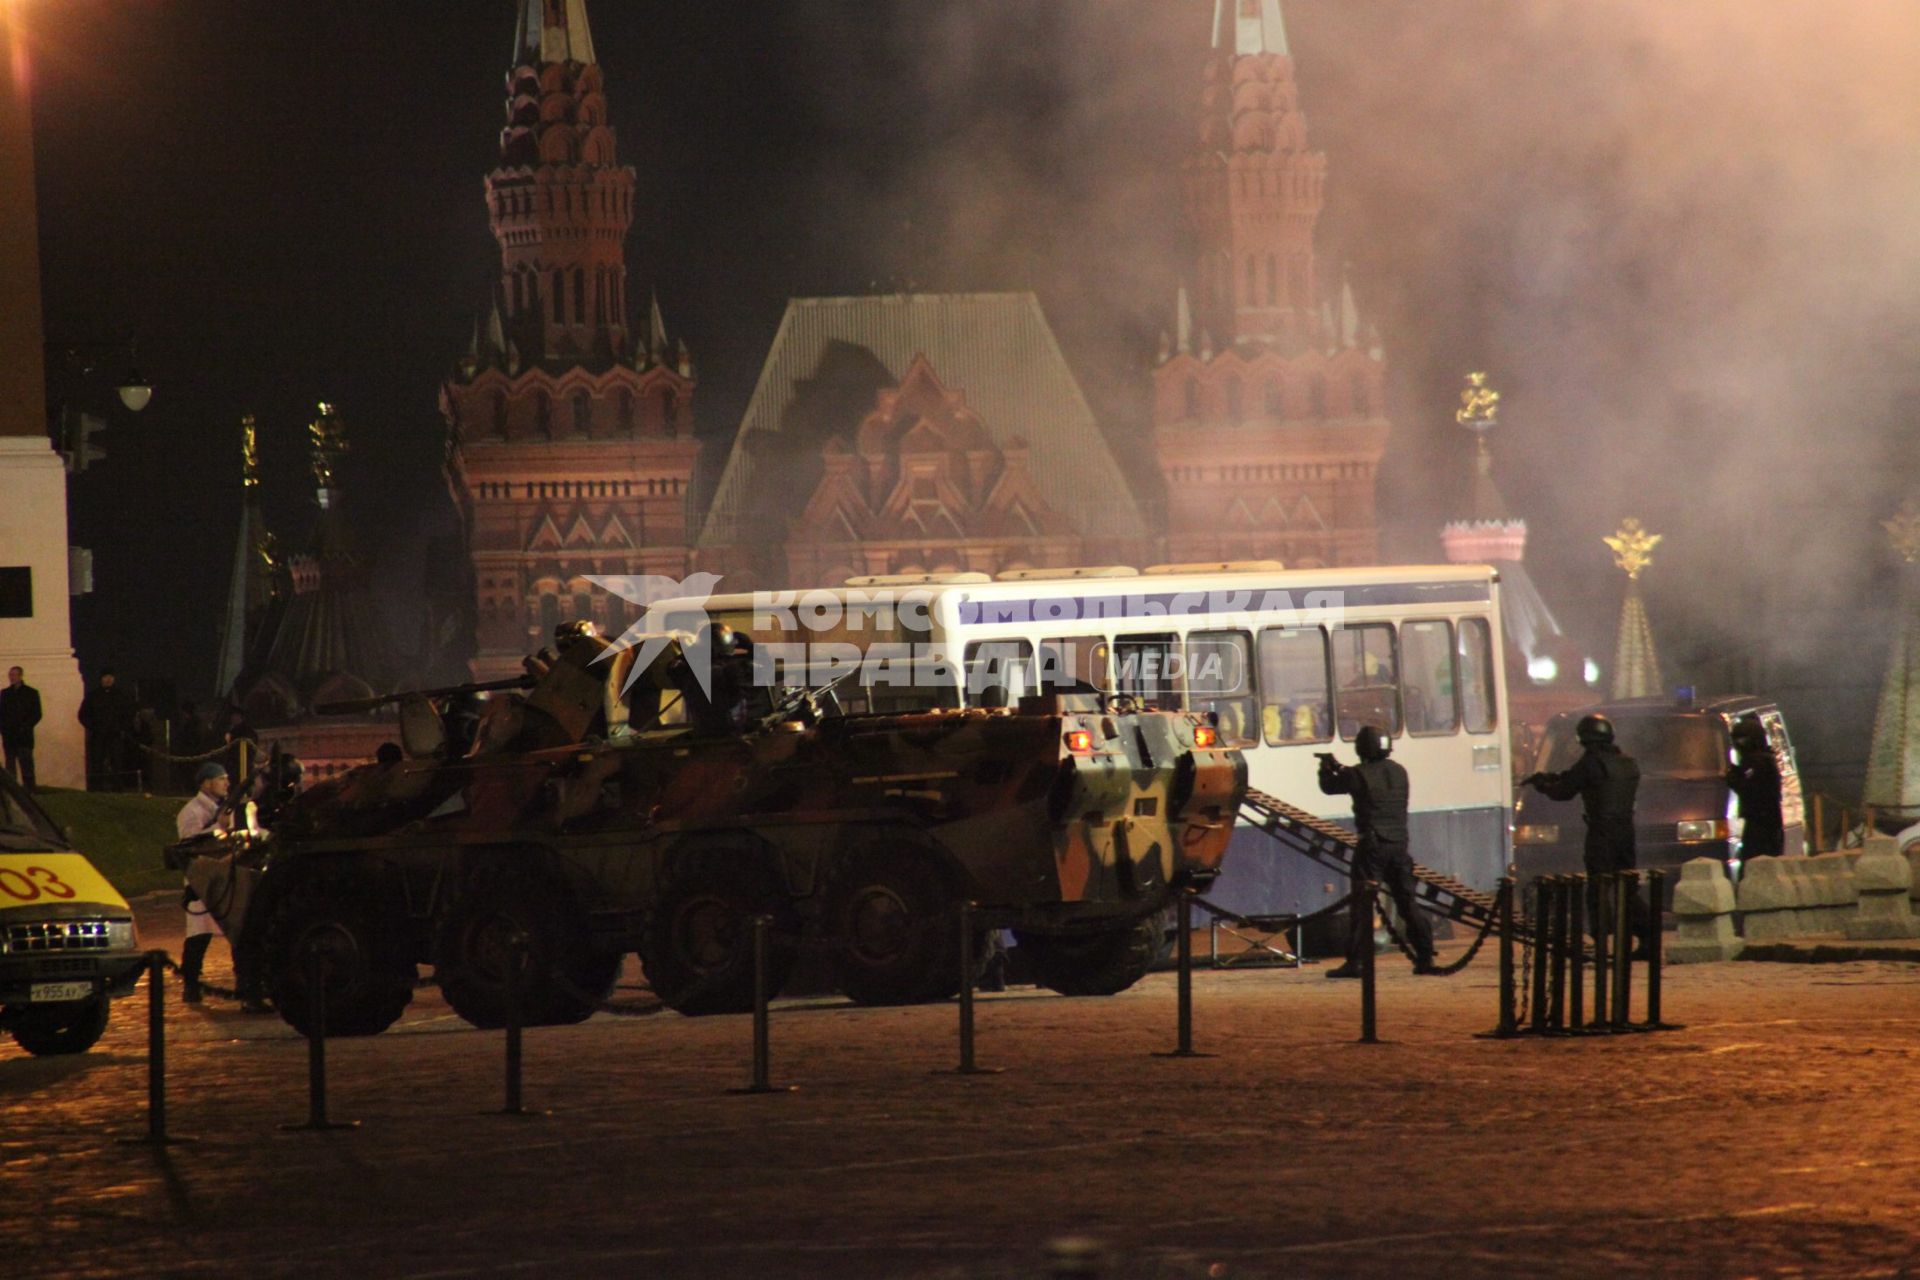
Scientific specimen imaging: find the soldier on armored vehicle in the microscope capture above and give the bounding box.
[170,621,1247,1037]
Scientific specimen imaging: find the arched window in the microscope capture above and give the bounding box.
[1309,375,1328,419]
[536,390,552,436]
[492,390,508,435]
[1244,256,1257,306]
[1225,375,1243,421]
[572,390,591,434]
[1351,375,1371,417]
[1184,377,1202,420]
[572,589,593,625]
[551,270,565,323]
[1265,256,1278,307]
[573,267,586,324]
[512,270,527,316]
[618,388,635,431]
[1264,380,1284,417]
[538,592,561,639]
[658,389,675,433]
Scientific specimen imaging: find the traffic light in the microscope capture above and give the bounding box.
[61,409,108,473]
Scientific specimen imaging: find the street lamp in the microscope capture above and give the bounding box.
[116,371,152,413]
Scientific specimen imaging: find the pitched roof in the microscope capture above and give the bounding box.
[697,293,1147,550]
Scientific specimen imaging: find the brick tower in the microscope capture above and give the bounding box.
[1152,0,1389,568]
[440,0,699,678]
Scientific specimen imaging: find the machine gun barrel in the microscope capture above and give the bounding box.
[314,675,534,716]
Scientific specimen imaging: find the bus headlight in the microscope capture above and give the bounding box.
[1677,819,1730,843]
[1514,824,1559,845]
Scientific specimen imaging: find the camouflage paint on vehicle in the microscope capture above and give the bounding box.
[173,624,1246,1033]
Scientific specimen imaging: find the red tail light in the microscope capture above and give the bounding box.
[1065,729,1094,753]
[1192,724,1219,749]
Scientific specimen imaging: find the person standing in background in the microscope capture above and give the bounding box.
[1,666,42,792]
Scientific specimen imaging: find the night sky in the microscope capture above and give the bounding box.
[26,1,1920,779]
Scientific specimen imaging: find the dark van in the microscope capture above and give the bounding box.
[1512,695,1805,900]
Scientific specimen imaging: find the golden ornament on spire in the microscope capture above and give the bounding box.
[240,413,260,489]
[308,401,348,493]
[1605,517,1662,581]
[1455,371,1500,431]
[1883,502,1920,565]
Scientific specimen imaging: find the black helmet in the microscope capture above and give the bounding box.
[1575,713,1614,746]
[1731,714,1767,751]
[1355,725,1391,762]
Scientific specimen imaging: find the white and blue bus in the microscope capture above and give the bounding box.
[661,562,1512,922]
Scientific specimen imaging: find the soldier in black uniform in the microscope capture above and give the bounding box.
[1726,714,1784,860]
[1318,725,1436,977]
[1523,712,1649,947]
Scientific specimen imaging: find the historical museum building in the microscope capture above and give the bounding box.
[439,0,1394,674]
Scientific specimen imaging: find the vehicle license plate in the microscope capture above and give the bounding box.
[29,981,94,1003]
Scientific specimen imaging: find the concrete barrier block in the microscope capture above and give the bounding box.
[1668,856,1743,963]
[1785,857,1822,936]
[1735,856,1798,942]
[1846,848,1920,940]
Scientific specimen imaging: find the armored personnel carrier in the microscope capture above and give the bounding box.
[170,623,1246,1036]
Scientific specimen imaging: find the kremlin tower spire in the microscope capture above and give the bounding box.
[441,0,700,679]
[1150,0,1388,569]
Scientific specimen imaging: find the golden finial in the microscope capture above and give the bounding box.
[240,414,260,489]
[308,401,348,494]
[1885,502,1920,565]
[1605,517,1662,581]
[1455,371,1500,431]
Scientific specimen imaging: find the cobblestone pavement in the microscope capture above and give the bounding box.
[4,899,1920,1278]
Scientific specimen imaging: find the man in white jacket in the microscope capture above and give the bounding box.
[175,762,231,1003]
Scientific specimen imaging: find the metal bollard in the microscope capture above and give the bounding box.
[1643,870,1678,1031]
[1477,878,1521,1040]
[729,915,794,1095]
[1496,876,1517,1036]
[283,942,357,1131]
[1156,890,1213,1059]
[939,902,1003,1075]
[1590,873,1610,1031]
[1528,878,1550,1033]
[491,930,540,1117]
[120,951,189,1146]
[1358,882,1379,1044]
[1568,874,1586,1033]
[1546,878,1568,1034]
[1610,871,1634,1031]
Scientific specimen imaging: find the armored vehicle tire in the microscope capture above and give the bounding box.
[1016,916,1163,997]
[642,857,797,1017]
[8,994,111,1056]
[435,860,620,1029]
[265,866,418,1038]
[827,845,971,1007]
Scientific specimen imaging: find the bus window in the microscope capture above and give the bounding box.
[1187,631,1257,745]
[1457,617,1497,733]
[964,639,1036,708]
[1333,623,1401,738]
[1038,635,1111,693]
[1113,633,1180,709]
[1401,620,1458,735]
[1258,626,1330,744]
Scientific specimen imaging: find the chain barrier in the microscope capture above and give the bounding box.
[1371,890,1503,977]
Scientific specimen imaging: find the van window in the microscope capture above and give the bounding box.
[1401,620,1457,735]
[1457,617,1497,733]
[1113,633,1180,709]
[1540,714,1726,778]
[1332,623,1401,738]
[1038,636,1111,693]
[1186,630,1257,746]
[964,640,1035,708]
[1258,627,1330,744]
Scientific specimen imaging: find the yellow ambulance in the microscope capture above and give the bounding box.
[0,772,145,1055]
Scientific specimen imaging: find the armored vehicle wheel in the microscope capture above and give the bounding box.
[1017,915,1162,997]
[828,846,970,1006]
[435,861,619,1029]
[265,866,417,1038]
[8,993,110,1056]
[642,857,797,1016]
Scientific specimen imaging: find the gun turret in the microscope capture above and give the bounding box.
[314,675,534,717]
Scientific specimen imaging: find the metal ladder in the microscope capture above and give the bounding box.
[1239,786,1522,937]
